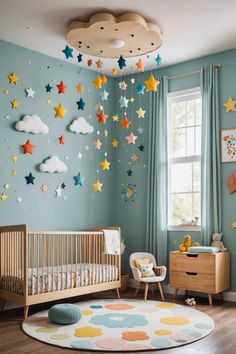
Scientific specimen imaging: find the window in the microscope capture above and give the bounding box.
[167,88,202,230]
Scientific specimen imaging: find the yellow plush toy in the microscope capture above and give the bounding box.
[178,234,199,252]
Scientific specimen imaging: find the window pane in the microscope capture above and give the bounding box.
[196,126,201,155]
[186,127,195,156]
[171,128,186,157]
[186,100,195,126]
[170,193,192,225]
[171,163,192,193]
[193,193,201,223]
[171,102,186,128]
[193,162,201,192]
[195,99,202,125]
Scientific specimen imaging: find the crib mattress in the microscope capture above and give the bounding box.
[0,263,119,295]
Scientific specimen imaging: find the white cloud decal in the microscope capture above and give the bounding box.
[69,116,94,135]
[39,156,68,173]
[15,114,49,134]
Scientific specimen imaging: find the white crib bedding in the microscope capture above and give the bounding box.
[0,263,119,295]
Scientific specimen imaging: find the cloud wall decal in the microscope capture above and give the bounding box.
[69,116,94,134]
[39,155,68,173]
[15,114,49,134]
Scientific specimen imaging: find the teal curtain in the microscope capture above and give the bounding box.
[200,65,221,245]
[146,76,168,266]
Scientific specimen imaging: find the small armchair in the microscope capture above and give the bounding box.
[129,252,167,301]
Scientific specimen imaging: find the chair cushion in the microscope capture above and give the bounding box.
[48,303,81,325]
[134,258,150,268]
[138,262,155,277]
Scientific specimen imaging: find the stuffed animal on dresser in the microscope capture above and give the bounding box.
[178,234,200,252]
[211,233,227,251]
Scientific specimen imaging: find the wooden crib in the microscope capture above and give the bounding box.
[0,225,121,318]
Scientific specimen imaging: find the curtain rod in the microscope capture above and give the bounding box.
[167,64,221,80]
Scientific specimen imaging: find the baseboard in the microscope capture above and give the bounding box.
[128,279,236,302]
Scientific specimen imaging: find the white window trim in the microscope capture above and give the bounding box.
[167,87,202,231]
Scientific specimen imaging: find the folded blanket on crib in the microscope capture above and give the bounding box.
[103,229,120,255]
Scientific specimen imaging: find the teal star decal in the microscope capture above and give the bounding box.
[136,83,145,94]
[77,98,85,110]
[73,172,84,186]
[77,53,83,62]
[25,172,35,185]
[117,55,126,70]
[155,54,162,66]
[62,45,73,59]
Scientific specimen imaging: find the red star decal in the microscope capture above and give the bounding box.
[96,111,108,124]
[87,59,93,66]
[21,139,35,154]
[120,116,132,129]
[57,81,67,94]
[59,135,65,145]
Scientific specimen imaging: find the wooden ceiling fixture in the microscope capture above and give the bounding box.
[66,12,162,58]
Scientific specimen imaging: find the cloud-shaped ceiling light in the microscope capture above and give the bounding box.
[39,155,68,173]
[69,116,94,134]
[67,12,162,58]
[15,114,49,134]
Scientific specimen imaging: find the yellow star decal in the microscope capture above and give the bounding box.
[136,107,146,118]
[76,82,84,93]
[231,220,236,229]
[93,75,103,89]
[111,139,119,148]
[4,89,9,94]
[8,72,19,84]
[130,97,135,103]
[11,169,17,176]
[224,96,236,112]
[46,98,51,104]
[144,74,160,92]
[112,114,119,122]
[54,103,67,118]
[4,184,10,189]
[100,159,110,171]
[12,155,18,162]
[92,180,103,192]
[11,99,20,109]
[0,193,7,201]
[112,68,119,75]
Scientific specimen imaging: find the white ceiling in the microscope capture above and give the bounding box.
[0,0,236,76]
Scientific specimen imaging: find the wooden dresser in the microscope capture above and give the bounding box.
[170,251,230,304]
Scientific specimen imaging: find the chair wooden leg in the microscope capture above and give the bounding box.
[1,299,5,311]
[24,306,29,320]
[116,288,120,299]
[208,293,213,305]
[144,283,149,301]
[158,282,165,301]
[135,282,141,296]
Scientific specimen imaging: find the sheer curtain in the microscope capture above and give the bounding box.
[146,76,168,266]
[200,65,221,245]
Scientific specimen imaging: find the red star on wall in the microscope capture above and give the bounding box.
[96,111,108,124]
[57,81,67,94]
[21,139,35,154]
[59,135,65,145]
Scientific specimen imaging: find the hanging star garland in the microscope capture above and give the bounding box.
[96,59,103,69]
[127,169,133,176]
[87,59,93,66]
[224,96,236,112]
[40,184,47,192]
[45,83,52,92]
[137,126,144,134]
[54,103,67,118]
[136,59,144,72]
[95,103,104,112]
[111,139,119,148]
[117,55,126,70]
[131,153,140,163]
[118,80,128,90]
[136,107,146,118]
[61,183,66,189]
[155,54,162,65]
[93,180,103,192]
[77,53,83,62]
[93,75,103,89]
[119,96,129,108]
[76,83,84,93]
[25,172,35,184]
[126,132,137,144]
[74,172,84,186]
[8,72,19,84]
[21,139,35,154]
[0,193,7,201]
[112,114,119,122]
[121,116,132,129]
[144,74,160,92]
[96,111,108,124]
[55,185,63,197]
[11,99,20,109]
[138,144,144,151]
[25,87,36,98]
[94,139,102,150]
[101,75,107,86]
[59,135,65,145]
[77,98,85,110]
[100,90,109,101]
[62,45,73,59]
[100,159,110,171]
[57,81,67,94]
[136,83,145,95]
[112,68,119,75]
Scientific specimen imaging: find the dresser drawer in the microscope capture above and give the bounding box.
[170,253,215,274]
[170,271,215,293]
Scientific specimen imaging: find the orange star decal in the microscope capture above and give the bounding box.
[121,116,132,129]
[21,139,35,154]
[59,135,65,145]
[136,59,144,72]
[57,81,67,94]
[96,111,108,124]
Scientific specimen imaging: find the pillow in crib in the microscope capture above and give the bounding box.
[134,258,150,268]
[138,263,155,277]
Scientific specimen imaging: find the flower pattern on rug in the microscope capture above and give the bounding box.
[105,303,134,310]
[122,331,150,341]
[90,313,148,328]
[74,326,103,337]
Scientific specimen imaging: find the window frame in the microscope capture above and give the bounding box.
[167,87,202,231]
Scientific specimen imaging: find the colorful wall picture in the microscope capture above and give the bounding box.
[221,129,236,162]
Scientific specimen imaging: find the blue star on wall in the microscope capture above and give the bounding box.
[136,83,145,95]
[127,169,133,176]
[77,98,85,110]
[119,95,129,108]
[155,54,162,66]
[117,55,126,70]
[77,53,83,62]
[138,144,144,151]
[61,182,66,189]
[45,84,52,92]
[25,172,35,185]
[62,45,73,59]
[74,172,84,186]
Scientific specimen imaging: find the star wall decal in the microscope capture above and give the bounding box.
[76,83,84,93]
[57,81,67,94]
[126,132,137,144]
[93,75,103,89]
[40,184,47,192]
[130,77,135,84]
[17,196,22,203]
[131,153,140,163]
[77,152,83,159]
[55,185,63,197]
[77,53,83,62]
[59,135,65,145]
[100,159,110,171]
[112,68,119,75]
[120,116,132,129]
[138,144,144,151]
[25,87,36,98]
[127,169,133,176]
[4,184,10,189]
[224,96,236,112]
[87,59,93,66]
[112,114,119,122]
[25,172,35,185]
[62,44,73,59]
[0,193,7,201]
[94,139,102,150]
[12,155,18,162]
[117,55,126,70]
[101,75,107,86]
[54,103,67,118]
[231,220,236,229]
[74,172,84,186]
[61,183,66,189]
[136,83,145,95]
[145,74,160,92]
[111,139,119,148]
[136,59,144,72]
[137,126,144,134]
[100,89,109,101]
[96,111,108,124]
[93,179,103,192]
[47,98,51,104]
[11,99,20,109]
[119,96,129,108]
[21,139,35,154]
[77,97,85,110]
[118,80,128,90]
[136,107,146,118]
[96,59,103,69]
[95,103,103,112]
[8,72,19,84]
[45,83,52,92]
[155,54,162,65]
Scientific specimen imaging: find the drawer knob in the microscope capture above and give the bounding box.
[186,272,197,276]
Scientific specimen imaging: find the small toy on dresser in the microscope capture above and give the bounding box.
[185,297,196,306]
[211,233,227,251]
[178,234,200,252]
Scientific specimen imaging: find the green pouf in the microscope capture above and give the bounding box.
[48,304,81,325]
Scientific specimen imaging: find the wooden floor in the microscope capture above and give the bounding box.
[0,289,236,354]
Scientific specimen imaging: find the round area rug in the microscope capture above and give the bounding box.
[22,299,214,351]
